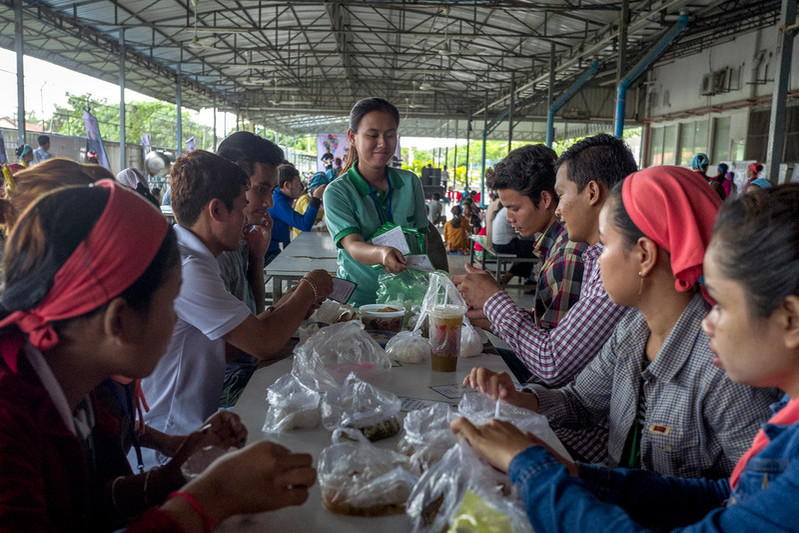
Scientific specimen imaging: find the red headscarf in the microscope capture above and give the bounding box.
[0,180,169,371]
[621,166,722,294]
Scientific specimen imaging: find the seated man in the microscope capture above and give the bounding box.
[140,150,333,468]
[265,164,324,265]
[455,134,633,387]
[215,131,283,406]
[482,144,588,332]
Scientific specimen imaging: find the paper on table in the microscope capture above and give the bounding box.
[370,225,410,255]
[329,277,357,303]
[400,397,448,412]
[404,254,435,272]
[430,384,477,400]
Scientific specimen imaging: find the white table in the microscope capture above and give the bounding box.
[266,231,339,302]
[223,350,512,532]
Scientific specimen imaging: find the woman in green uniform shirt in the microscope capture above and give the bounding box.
[323,98,427,306]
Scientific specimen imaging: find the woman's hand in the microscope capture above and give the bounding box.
[170,411,248,468]
[450,418,539,472]
[380,246,407,273]
[303,269,334,302]
[463,367,539,412]
[172,441,316,525]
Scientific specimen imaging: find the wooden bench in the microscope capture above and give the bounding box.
[468,234,538,287]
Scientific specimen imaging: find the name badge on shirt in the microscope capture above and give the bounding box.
[649,423,671,436]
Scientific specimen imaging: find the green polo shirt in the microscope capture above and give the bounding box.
[323,165,428,306]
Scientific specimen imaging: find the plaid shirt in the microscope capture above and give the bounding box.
[484,242,626,386]
[532,220,588,329]
[532,294,781,478]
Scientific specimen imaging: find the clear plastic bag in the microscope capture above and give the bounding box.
[376,269,432,321]
[385,330,431,364]
[318,428,421,516]
[291,321,392,390]
[397,402,458,469]
[457,392,572,461]
[413,272,469,332]
[262,373,321,433]
[406,441,532,533]
[310,299,357,324]
[460,323,484,358]
[320,373,402,441]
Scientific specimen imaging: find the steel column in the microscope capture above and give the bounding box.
[766,0,796,182]
[175,66,182,153]
[546,43,555,147]
[119,28,126,170]
[547,61,598,147]
[14,0,25,146]
[614,13,689,137]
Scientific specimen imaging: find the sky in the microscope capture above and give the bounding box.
[0,48,455,151]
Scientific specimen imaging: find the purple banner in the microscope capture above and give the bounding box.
[82,110,110,169]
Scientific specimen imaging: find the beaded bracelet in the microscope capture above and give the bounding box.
[300,276,319,301]
[168,491,215,533]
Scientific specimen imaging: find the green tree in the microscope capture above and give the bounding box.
[51,93,216,151]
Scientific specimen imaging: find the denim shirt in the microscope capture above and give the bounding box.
[508,395,799,532]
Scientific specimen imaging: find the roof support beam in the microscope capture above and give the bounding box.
[766,0,796,181]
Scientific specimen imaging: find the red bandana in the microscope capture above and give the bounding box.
[0,180,168,371]
[622,166,721,295]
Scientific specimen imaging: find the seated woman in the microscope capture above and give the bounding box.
[452,183,799,531]
[0,181,315,531]
[323,98,428,306]
[461,166,779,474]
[444,205,470,254]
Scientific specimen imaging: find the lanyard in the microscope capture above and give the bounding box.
[366,174,393,225]
[105,379,145,473]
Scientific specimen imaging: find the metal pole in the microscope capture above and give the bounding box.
[175,66,182,153]
[212,96,217,150]
[119,28,126,171]
[617,0,628,90]
[14,0,25,147]
[481,95,488,205]
[546,43,556,147]
[766,0,796,182]
[465,115,471,190]
[508,76,515,152]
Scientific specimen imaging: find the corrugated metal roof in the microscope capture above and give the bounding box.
[0,0,781,136]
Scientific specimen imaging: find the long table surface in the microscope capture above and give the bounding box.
[266,231,340,301]
[221,347,513,532]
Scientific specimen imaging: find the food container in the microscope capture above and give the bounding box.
[359,304,406,333]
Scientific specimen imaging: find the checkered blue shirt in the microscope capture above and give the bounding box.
[532,294,781,478]
[484,242,627,386]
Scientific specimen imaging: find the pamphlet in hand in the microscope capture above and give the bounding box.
[329,277,357,304]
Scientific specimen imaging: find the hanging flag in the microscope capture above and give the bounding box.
[141,133,152,164]
[82,110,110,169]
[186,136,196,152]
[0,130,7,165]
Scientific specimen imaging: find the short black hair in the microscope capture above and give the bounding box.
[217,132,284,177]
[555,133,637,192]
[278,164,300,188]
[37,135,50,147]
[491,144,557,207]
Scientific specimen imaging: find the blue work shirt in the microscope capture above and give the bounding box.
[267,188,320,253]
[507,394,799,532]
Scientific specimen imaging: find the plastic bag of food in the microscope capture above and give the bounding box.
[457,392,571,460]
[397,402,458,469]
[311,299,357,324]
[407,440,531,533]
[460,323,484,358]
[262,373,321,433]
[385,330,430,364]
[321,373,402,441]
[318,428,420,516]
[413,272,468,332]
[376,269,432,322]
[292,321,393,390]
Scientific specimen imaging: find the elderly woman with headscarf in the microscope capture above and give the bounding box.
[460,165,779,479]
[117,168,160,207]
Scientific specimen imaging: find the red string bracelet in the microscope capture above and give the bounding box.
[167,491,216,533]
